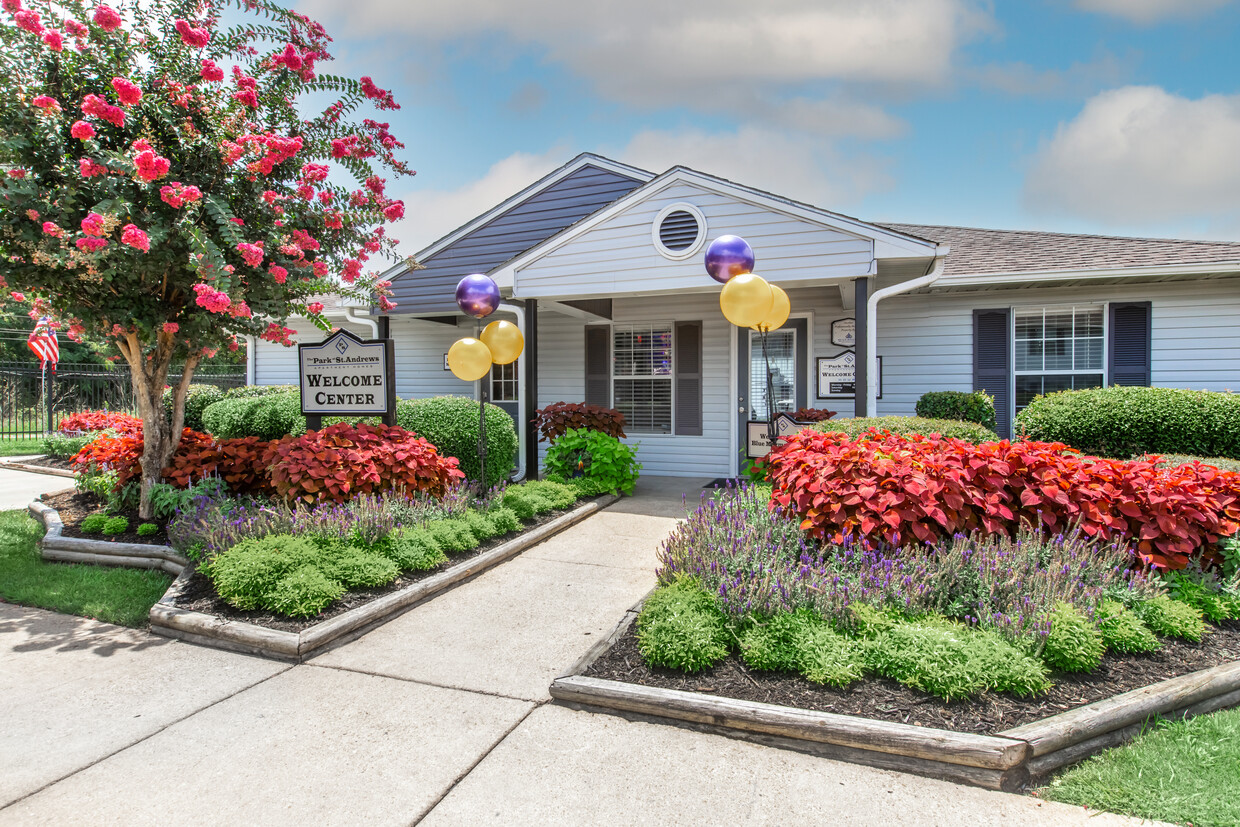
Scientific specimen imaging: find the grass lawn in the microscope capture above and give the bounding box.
[0,437,47,457]
[1039,708,1240,827]
[0,509,171,627]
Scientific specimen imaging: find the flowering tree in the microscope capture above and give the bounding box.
[0,0,409,516]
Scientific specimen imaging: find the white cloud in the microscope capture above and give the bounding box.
[616,126,892,208]
[1024,86,1240,229]
[1074,0,1232,24]
[390,150,566,255]
[971,53,1133,98]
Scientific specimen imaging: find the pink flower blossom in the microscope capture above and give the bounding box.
[173,19,210,48]
[14,9,43,34]
[133,149,170,182]
[180,185,201,202]
[311,260,328,277]
[268,264,288,284]
[324,212,343,230]
[383,201,405,221]
[192,283,231,313]
[307,302,324,315]
[378,295,397,311]
[42,222,63,237]
[291,229,319,251]
[160,185,182,208]
[232,89,258,108]
[196,60,223,84]
[228,301,252,318]
[318,190,334,205]
[120,224,150,251]
[228,338,240,352]
[342,259,362,283]
[70,120,95,139]
[78,158,107,178]
[299,163,329,183]
[274,43,302,71]
[6,168,24,180]
[229,217,244,226]
[111,77,142,106]
[92,5,122,31]
[2,0,22,13]
[296,184,314,201]
[81,213,106,237]
[162,322,179,334]
[131,137,152,153]
[75,238,108,253]
[82,94,125,127]
[9,292,25,302]
[32,95,59,111]
[236,242,263,268]
[25,209,38,220]
[64,19,87,37]
[41,28,63,50]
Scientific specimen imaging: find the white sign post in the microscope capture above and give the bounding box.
[298,328,396,428]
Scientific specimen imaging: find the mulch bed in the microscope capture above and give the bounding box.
[585,620,1240,734]
[169,499,600,634]
[41,489,168,546]
[12,455,76,472]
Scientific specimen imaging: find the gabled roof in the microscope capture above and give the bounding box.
[880,223,1240,284]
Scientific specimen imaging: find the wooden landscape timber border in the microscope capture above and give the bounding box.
[5,460,75,478]
[29,492,619,662]
[549,601,1240,793]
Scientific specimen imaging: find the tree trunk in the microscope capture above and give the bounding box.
[117,330,202,520]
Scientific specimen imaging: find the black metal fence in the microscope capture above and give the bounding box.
[0,361,247,439]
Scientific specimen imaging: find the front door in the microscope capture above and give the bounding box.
[736,318,808,475]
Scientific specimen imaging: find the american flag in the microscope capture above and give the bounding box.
[27,316,59,372]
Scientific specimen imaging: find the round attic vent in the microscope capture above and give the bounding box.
[652,203,707,260]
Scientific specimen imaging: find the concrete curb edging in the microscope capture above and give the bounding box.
[550,604,1240,792]
[5,460,76,478]
[149,494,621,662]
[29,495,189,574]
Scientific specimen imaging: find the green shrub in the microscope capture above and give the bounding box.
[846,603,899,638]
[867,620,1050,700]
[1146,454,1240,474]
[1164,567,1240,622]
[42,432,94,459]
[136,523,159,537]
[266,565,345,618]
[543,428,642,496]
[101,516,129,536]
[486,506,522,535]
[463,510,499,541]
[637,579,731,673]
[203,534,321,611]
[1096,600,1161,654]
[1135,595,1206,642]
[501,487,537,521]
[79,513,108,534]
[521,479,578,510]
[1015,386,1240,459]
[75,468,118,501]
[815,416,999,444]
[162,384,225,432]
[395,396,518,488]
[739,609,813,672]
[915,390,997,432]
[740,609,868,687]
[321,548,400,589]
[201,391,306,440]
[426,517,479,553]
[387,528,448,571]
[1042,603,1105,673]
[223,384,297,399]
[797,623,869,687]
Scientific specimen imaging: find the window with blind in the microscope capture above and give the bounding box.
[613,324,673,434]
[1014,305,1104,413]
[490,360,518,402]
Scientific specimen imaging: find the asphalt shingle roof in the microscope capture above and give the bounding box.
[877,223,1240,278]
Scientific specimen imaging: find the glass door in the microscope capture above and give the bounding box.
[736,318,807,474]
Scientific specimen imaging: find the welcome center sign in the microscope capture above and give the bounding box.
[298,328,396,424]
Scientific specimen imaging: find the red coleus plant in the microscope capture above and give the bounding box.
[790,407,837,422]
[57,409,142,436]
[766,429,1240,570]
[534,401,627,442]
[268,422,463,504]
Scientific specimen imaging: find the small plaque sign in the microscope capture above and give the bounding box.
[817,350,856,398]
[745,413,807,458]
[298,328,395,418]
[831,317,856,347]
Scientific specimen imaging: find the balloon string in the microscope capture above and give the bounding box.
[477,321,487,495]
[762,328,775,451]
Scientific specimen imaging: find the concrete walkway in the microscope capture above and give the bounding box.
[0,474,1153,826]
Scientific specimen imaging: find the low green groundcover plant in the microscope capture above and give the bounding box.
[915,390,997,432]
[636,578,731,673]
[79,514,108,534]
[101,517,129,536]
[136,523,159,537]
[815,416,999,444]
[544,427,642,496]
[1040,707,1240,827]
[0,509,171,627]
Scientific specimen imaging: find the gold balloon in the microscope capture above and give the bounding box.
[447,337,493,382]
[719,272,773,328]
[480,320,524,365]
[753,285,790,332]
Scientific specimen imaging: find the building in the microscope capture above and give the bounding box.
[251,153,1240,479]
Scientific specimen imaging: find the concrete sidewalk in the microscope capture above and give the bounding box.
[0,475,1151,826]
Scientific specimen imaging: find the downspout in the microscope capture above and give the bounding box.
[341,307,379,338]
[498,302,527,481]
[864,246,949,417]
[246,336,256,386]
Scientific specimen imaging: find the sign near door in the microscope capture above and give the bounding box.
[746,413,808,458]
[830,318,855,347]
[298,328,396,426]
[816,351,881,399]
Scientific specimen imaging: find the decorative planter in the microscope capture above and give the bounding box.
[550,601,1240,792]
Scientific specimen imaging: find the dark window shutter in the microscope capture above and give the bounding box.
[674,321,703,436]
[584,326,610,407]
[973,309,1012,438]
[1109,302,1152,387]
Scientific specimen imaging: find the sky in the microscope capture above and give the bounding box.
[293,0,1240,256]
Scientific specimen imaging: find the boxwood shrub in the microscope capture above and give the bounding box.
[1015,386,1240,459]
[395,395,517,488]
[201,391,306,440]
[223,384,297,399]
[815,416,999,444]
[915,390,997,432]
[161,384,225,432]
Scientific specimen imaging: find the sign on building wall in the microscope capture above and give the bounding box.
[298,328,395,423]
[830,317,856,347]
[816,351,881,399]
[746,413,808,458]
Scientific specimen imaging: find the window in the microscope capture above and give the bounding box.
[491,360,518,402]
[749,329,796,421]
[1013,305,1104,412]
[651,203,706,260]
[613,324,672,434]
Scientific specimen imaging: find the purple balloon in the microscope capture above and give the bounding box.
[455,274,501,319]
[704,235,756,283]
